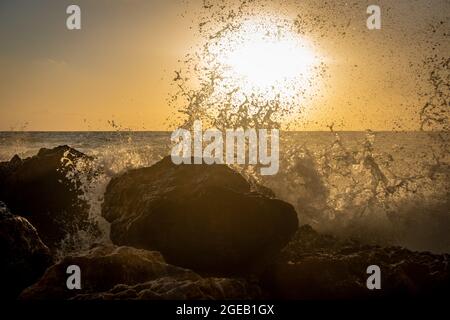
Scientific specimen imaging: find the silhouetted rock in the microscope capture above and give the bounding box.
[102,156,298,275]
[262,225,450,299]
[72,276,261,300]
[0,145,95,249]
[20,245,261,300]
[0,202,53,299]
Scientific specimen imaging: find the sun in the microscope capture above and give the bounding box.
[224,30,316,91]
[213,19,320,101]
[184,16,325,128]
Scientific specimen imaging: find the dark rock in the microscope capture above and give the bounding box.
[20,245,262,300]
[0,145,94,249]
[0,202,53,299]
[72,276,261,300]
[102,156,298,275]
[262,225,450,299]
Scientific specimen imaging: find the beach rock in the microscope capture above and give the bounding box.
[20,244,261,300]
[102,156,298,275]
[72,276,261,300]
[262,225,450,299]
[0,202,53,299]
[0,145,94,249]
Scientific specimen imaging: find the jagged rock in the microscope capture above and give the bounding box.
[262,225,450,299]
[102,156,298,275]
[0,145,95,249]
[0,202,53,299]
[72,276,261,300]
[20,245,261,300]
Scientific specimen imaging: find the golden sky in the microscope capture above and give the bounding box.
[0,0,448,131]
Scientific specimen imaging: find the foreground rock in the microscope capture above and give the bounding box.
[0,202,53,299]
[0,145,94,249]
[262,225,450,299]
[102,156,298,275]
[20,245,262,300]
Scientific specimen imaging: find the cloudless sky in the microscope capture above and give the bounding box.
[0,0,448,131]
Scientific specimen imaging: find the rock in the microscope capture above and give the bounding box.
[0,202,53,299]
[20,245,262,300]
[102,156,298,275]
[0,145,95,249]
[262,225,450,299]
[72,276,261,300]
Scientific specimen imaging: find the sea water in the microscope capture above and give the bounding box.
[0,130,448,255]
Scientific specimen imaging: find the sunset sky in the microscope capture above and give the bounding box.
[0,0,448,131]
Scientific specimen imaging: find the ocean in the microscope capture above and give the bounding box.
[1,131,448,254]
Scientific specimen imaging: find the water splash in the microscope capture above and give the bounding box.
[166,0,450,252]
[169,0,328,131]
[55,125,170,258]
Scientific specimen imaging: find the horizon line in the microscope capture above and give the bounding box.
[0,130,443,133]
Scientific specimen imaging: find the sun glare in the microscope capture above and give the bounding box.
[225,34,316,89]
[213,19,320,100]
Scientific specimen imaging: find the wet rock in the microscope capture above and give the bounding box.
[0,202,53,299]
[20,245,261,300]
[0,145,94,249]
[72,276,261,300]
[102,156,298,275]
[262,225,450,299]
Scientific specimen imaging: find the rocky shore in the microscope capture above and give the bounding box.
[0,146,448,300]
